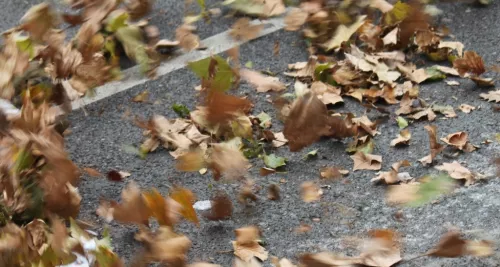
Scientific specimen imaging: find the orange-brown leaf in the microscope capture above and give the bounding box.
[205,90,252,125]
[453,51,486,77]
[170,187,199,226]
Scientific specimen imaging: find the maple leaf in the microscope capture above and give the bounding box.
[205,90,252,125]
[351,152,382,171]
[480,90,500,103]
[300,181,323,202]
[240,69,286,92]
[263,153,286,169]
[115,25,158,76]
[20,3,59,42]
[224,0,285,17]
[419,125,444,166]
[230,18,264,41]
[176,149,207,171]
[170,187,199,226]
[271,132,288,147]
[459,104,475,113]
[202,192,233,220]
[390,129,411,147]
[382,27,398,45]
[284,56,317,78]
[435,161,481,186]
[323,15,367,51]
[284,8,308,31]
[233,226,268,262]
[386,174,456,206]
[453,51,486,77]
[126,0,153,19]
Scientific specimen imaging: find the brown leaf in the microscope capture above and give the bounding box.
[360,229,402,267]
[390,129,411,146]
[205,90,253,125]
[126,0,153,19]
[371,160,411,184]
[176,24,200,51]
[240,69,286,93]
[83,167,102,177]
[427,231,467,258]
[20,3,59,41]
[202,192,233,221]
[480,90,500,103]
[97,182,150,225]
[453,51,486,77]
[143,189,181,227]
[300,252,362,267]
[284,56,317,78]
[397,3,430,48]
[271,132,288,148]
[176,149,207,171]
[435,161,476,186]
[294,223,312,234]
[267,184,280,200]
[132,90,150,103]
[284,8,308,31]
[459,104,475,113]
[351,152,382,171]
[419,125,444,166]
[386,183,420,205]
[320,167,349,180]
[209,143,249,181]
[284,93,356,152]
[170,187,199,226]
[300,181,322,203]
[135,226,192,265]
[230,18,264,41]
[441,131,468,150]
[233,226,268,262]
[466,240,495,257]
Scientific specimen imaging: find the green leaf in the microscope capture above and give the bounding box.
[357,139,375,155]
[15,34,35,59]
[172,103,190,118]
[115,25,154,75]
[222,0,265,16]
[196,0,206,10]
[425,67,446,81]
[304,149,318,159]
[407,174,456,207]
[263,154,286,169]
[245,61,253,68]
[105,10,129,33]
[256,112,272,128]
[314,63,333,81]
[122,144,146,159]
[384,1,411,25]
[495,133,500,143]
[396,116,408,129]
[187,55,234,92]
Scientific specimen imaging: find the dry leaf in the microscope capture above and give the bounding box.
[382,27,398,46]
[294,223,312,234]
[271,132,288,147]
[132,90,149,102]
[351,152,382,171]
[143,189,181,227]
[453,51,486,77]
[268,184,280,200]
[439,41,464,57]
[323,15,366,50]
[135,227,192,265]
[96,182,150,225]
[390,129,411,146]
[427,231,467,257]
[300,181,322,202]
[435,161,476,186]
[209,143,249,180]
[202,192,233,221]
[459,104,475,113]
[371,160,411,184]
[300,252,362,267]
[233,226,268,262]
[170,187,199,226]
[284,8,308,31]
[176,149,207,171]
[386,183,420,205]
[320,166,349,180]
[240,69,286,92]
[419,125,444,166]
[480,90,500,103]
[360,229,402,267]
[205,90,252,125]
[83,167,102,177]
[230,18,264,41]
[176,24,200,51]
[441,131,469,150]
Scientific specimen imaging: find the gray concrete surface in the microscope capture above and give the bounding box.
[4,0,500,266]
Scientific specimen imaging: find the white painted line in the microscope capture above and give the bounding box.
[71,15,287,110]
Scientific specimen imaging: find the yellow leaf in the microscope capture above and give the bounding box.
[170,187,199,226]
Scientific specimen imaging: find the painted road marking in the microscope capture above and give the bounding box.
[71,15,286,110]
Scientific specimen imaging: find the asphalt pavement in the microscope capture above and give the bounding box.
[3,1,500,266]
